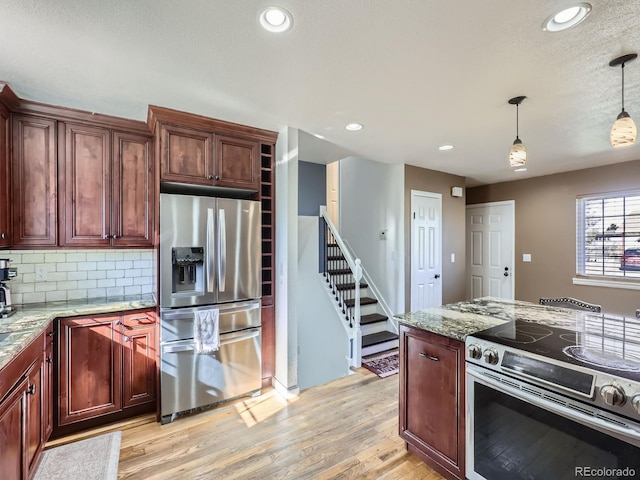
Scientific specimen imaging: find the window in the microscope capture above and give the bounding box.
[577,192,640,280]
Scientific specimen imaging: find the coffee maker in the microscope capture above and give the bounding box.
[0,259,17,318]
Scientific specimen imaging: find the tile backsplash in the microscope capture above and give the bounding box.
[4,249,156,305]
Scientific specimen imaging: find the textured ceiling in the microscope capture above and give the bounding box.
[1,0,640,186]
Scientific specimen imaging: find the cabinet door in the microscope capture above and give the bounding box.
[112,132,154,247]
[11,115,57,246]
[0,107,10,247]
[215,135,259,190]
[0,377,27,480]
[43,327,54,441]
[399,326,465,479]
[121,311,157,408]
[62,123,111,246]
[25,357,43,476]
[159,124,214,185]
[58,315,122,425]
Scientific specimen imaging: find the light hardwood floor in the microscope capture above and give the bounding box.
[54,368,445,479]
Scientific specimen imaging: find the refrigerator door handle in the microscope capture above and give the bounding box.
[207,208,215,293]
[219,208,226,292]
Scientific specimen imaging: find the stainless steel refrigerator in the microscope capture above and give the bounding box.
[159,193,261,423]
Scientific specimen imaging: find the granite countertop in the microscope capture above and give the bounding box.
[395,296,598,342]
[0,294,157,371]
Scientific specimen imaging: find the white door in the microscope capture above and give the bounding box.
[326,161,339,228]
[411,191,442,310]
[466,201,515,299]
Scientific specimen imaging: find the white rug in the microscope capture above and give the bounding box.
[33,431,121,480]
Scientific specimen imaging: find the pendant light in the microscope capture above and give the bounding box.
[508,96,527,168]
[610,53,637,148]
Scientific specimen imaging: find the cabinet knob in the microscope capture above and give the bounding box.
[215,175,220,181]
[112,234,119,240]
[27,384,36,396]
[123,336,130,342]
[0,233,6,239]
[46,357,52,364]
[208,175,215,180]
[103,234,112,239]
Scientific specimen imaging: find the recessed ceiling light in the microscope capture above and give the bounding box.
[543,3,591,32]
[259,6,293,33]
[438,144,454,151]
[345,123,363,131]
[514,167,527,172]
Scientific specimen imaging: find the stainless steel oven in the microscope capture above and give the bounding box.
[466,317,640,480]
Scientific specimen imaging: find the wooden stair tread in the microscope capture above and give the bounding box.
[335,282,368,291]
[327,268,351,275]
[362,331,399,348]
[360,313,387,325]
[344,297,378,308]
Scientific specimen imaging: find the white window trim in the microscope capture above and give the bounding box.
[576,189,640,286]
[573,277,640,290]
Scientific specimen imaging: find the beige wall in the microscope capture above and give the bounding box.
[404,165,467,311]
[467,159,640,317]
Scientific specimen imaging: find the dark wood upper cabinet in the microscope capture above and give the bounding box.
[62,123,111,246]
[61,124,154,247]
[150,105,271,193]
[159,124,214,186]
[112,131,154,247]
[215,135,259,190]
[11,115,58,246]
[0,106,10,247]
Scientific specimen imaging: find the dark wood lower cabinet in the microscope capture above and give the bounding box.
[261,305,275,387]
[58,314,123,425]
[0,330,50,480]
[399,324,465,480]
[121,311,156,408]
[25,355,44,476]
[0,377,27,480]
[55,309,157,436]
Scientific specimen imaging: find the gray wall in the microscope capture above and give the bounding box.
[298,161,326,216]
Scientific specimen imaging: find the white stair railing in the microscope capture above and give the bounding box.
[319,206,362,367]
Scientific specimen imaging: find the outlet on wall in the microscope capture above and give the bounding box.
[36,265,47,281]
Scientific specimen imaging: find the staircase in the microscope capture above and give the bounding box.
[329,254,399,357]
[320,208,399,366]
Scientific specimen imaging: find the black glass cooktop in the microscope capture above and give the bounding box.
[472,319,640,382]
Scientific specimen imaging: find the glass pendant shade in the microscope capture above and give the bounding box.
[509,138,527,167]
[610,110,637,147]
[609,53,637,148]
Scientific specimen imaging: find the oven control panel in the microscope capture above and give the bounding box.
[466,336,640,420]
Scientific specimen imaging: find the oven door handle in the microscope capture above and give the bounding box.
[467,367,640,445]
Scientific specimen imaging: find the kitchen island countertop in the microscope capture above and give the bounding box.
[395,296,601,342]
[0,294,156,371]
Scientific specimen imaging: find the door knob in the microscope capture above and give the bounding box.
[434,274,440,279]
